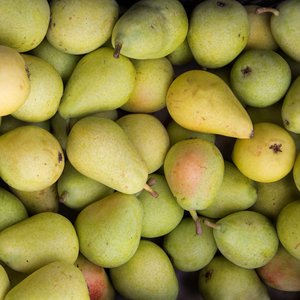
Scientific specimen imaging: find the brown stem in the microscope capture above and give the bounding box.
[189,210,203,235]
[59,191,68,203]
[143,183,159,198]
[147,177,157,187]
[203,219,221,229]
[113,42,122,59]
[255,7,280,16]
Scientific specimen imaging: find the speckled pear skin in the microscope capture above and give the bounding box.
[66,116,148,195]
[4,261,90,300]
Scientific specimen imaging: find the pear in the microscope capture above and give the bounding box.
[232,122,297,183]
[0,125,64,192]
[46,0,119,55]
[163,216,217,272]
[277,47,300,82]
[111,0,188,60]
[230,49,291,107]
[0,262,28,289]
[75,253,115,300]
[11,54,63,123]
[166,119,216,148]
[244,5,278,52]
[187,0,250,69]
[8,182,59,215]
[4,261,90,300]
[203,211,279,269]
[293,152,300,191]
[137,174,184,238]
[198,255,270,300]
[0,0,50,53]
[276,200,300,261]
[256,243,300,292]
[199,160,258,219]
[0,264,10,300]
[74,192,143,268]
[66,116,149,195]
[0,188,28,232]
[120,57,175,113]
[116,114,170,174]
[207,66,232,89]
[166,70,254,139]
[0,45,30,117]
[109,239,179,300]
[0,212,79,274]
[57,160,114,211]
[50,111,69,151]
[58,47,136,119]
[166,37,194,66]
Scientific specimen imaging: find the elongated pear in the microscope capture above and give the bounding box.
[166,70,253,139]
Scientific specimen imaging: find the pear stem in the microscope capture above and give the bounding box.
[189,210,203,235]
[113,43,122,59]
[255,7,280,16]
[147,177,157,187]
[59,191,68,203]
[203,219,221,229]
[143,183,159,198]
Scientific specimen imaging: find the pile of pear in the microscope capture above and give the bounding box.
[1,0,300,299]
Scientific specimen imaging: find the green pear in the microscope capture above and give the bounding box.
[4,261,90,300]
[166,119,216,148]
[0,0,50,53]
[249,171,300,223]
[166,70,254,139]
[29,37,83,85]
[293,152,300,191]
[137,174,184,238]
[111,0,188,60]
[276,200,300,260]
[66,116,149,195]
[166,37,194,66]
[163,216,217,272]
[0,188,28,232]
[199,161,258,219]
[232,122,297,183]
[0,264,10,300]
[74,192,143,268]
[57,160,114,211]
[203,211,279,269]
[58,47,136,119]
[0,125,65,192]
[0,262,28,289]
[0,212,79,274]
[46,0,119,55]
[116,114,170,174]
[121,57,175,113]
[11,54,63,123]
[0,45,30,117]
[230,49,291,107]
[187,0,250,69]
[198,255,270,300]
[109,239,179,300]
[50,111,69,151]
[207,66,232,89]
[8,182,59,215]
[244,5,278,52]
[277,47,300,82]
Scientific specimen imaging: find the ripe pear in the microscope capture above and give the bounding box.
[166,37,194,66]
[58,47,136,119]
[230,49,291,107]
[163,216,217,272]
[0,0,50,53]
[293,152,300,191]
[198,255,270,300]
[120,57,175,113]
[0,187,28,232]
[199,160,258,219]
[50,111,69,151]
[277,47,300,81]
[137,174,184,238]
[0,125,64,192]
[4,261,90,300]
[207,66,232,89]
[276,200,300,260]
[0,45,30,117]
[57,160,114,211]
[232,122,297,183]
[116,114,170,174]
[8,182,59,215]
[111,0,188,60]
[0,264,10,300]
[0,212,79,274]
[203,211,279,269]
[166,70,253,139]
[109,239,179,300]
[74,192,143,268]
[187,0,250,69]
[0,262,28,289]
[66,116,149,195]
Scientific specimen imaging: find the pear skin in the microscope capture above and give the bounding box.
[0,264,10,300]
[166,70,253,139]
